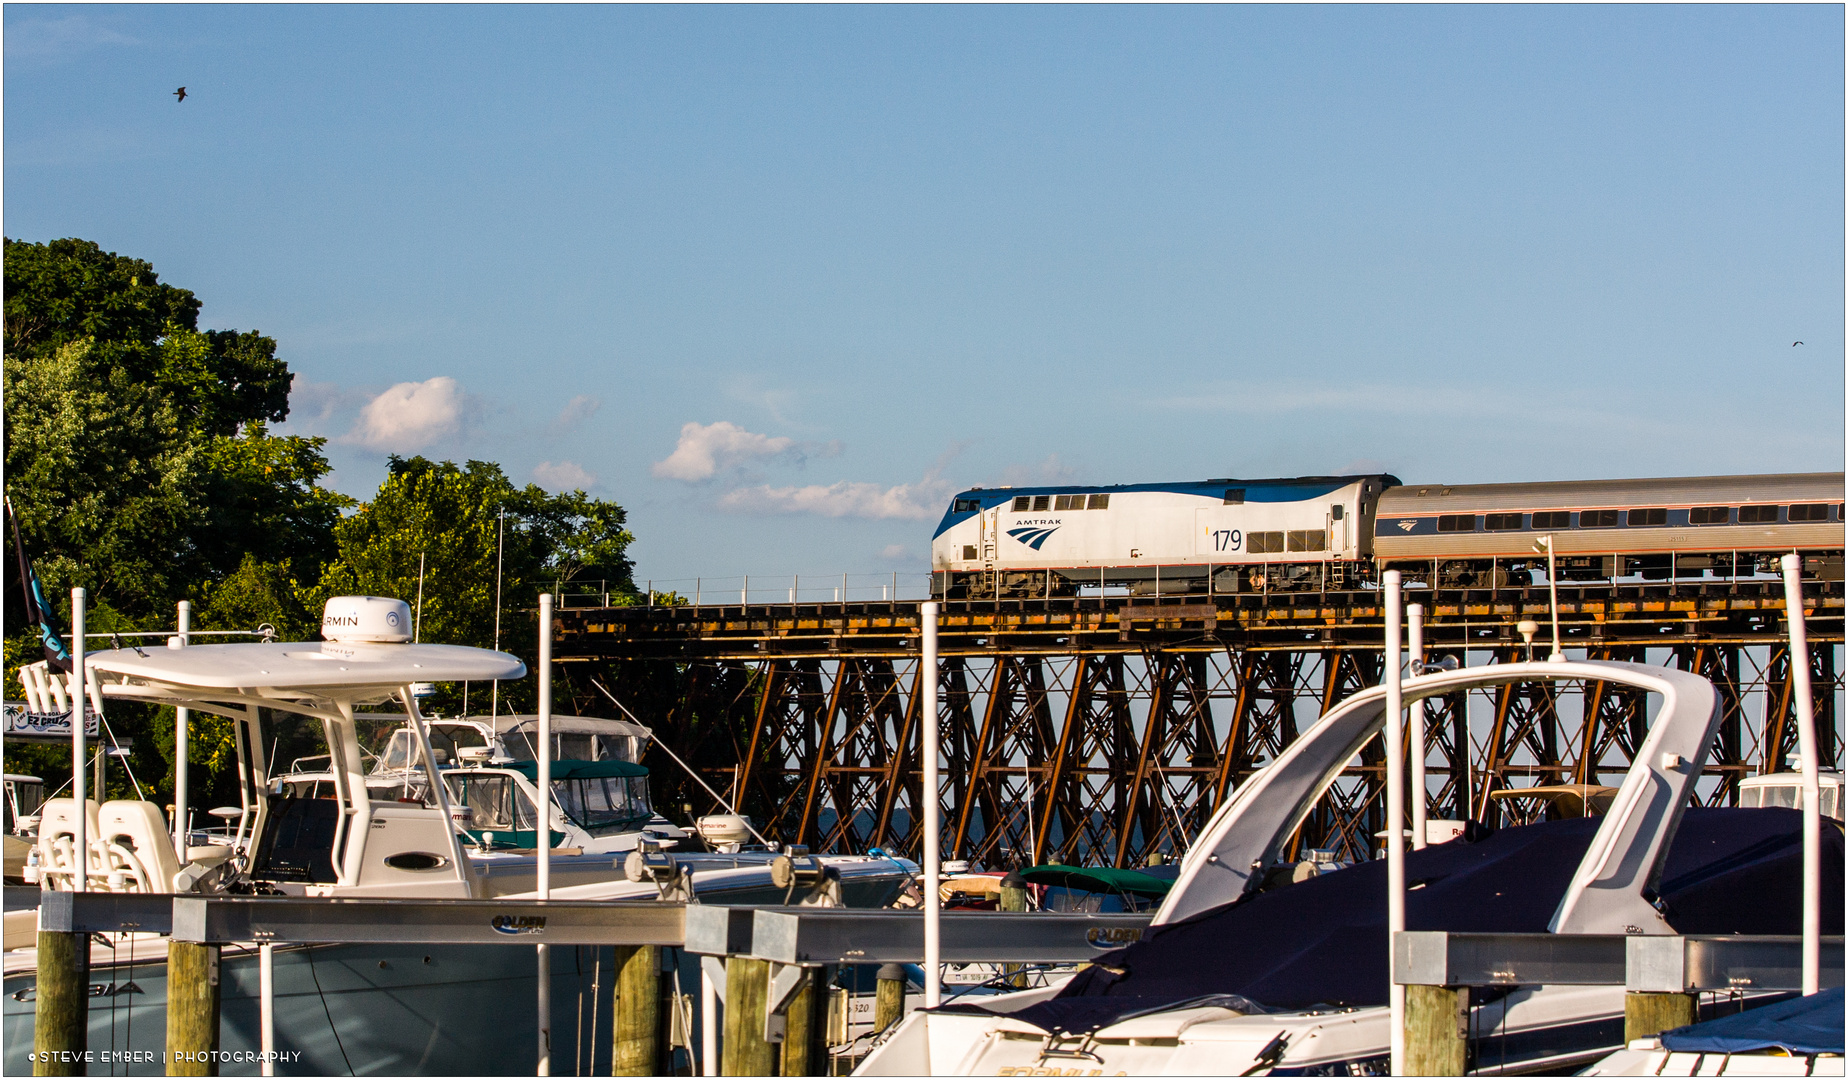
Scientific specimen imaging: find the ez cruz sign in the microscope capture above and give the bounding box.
[490,914,547,936]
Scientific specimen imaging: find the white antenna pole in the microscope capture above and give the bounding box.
[174,599,192,856]
[537,591,554,1073]
[71,587,87,892]
[921,600,942,1008]
[1780,554,1821,995]
[1408,602,1427,851]
[1541,535,1564,662]
[1383,571,1406,1074]
[491,509,506,718]
[415,552,426,643]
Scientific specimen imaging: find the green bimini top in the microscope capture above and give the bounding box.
[508,759,649,781]
[1017,865,1176,899]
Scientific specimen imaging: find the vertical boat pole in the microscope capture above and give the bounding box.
[72,587,87,888]
[1407,603,1426,851]
[921,600,942,1008]
[700,964,719,1076]
[1780,554,1821,995]
[537,592,554,1074]
[1383,571,1406,1074]
[259,943,276,1076]
[174,599,191,856]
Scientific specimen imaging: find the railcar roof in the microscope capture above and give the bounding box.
[950,474,1394,500]
[1377,472,1843,512]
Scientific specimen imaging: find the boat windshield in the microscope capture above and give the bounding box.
[444,772,541,832]
[379,725,490,770]
[502,732,629,764]
[551,774,652,833]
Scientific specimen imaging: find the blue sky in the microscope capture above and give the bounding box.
[6,4,1842,591]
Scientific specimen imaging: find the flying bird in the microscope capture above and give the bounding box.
[174,87,187,103]
[1793,341,1804,347]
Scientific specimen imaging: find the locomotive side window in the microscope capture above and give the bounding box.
[1580,509,1619,527]
[1627,508,1667,527]
[1531,511,1570,530]
[1436,514,1477,532]
[1689,506,1731,525]
[1286,530,1326,552]
[1032,495,1051,512]
[962,545,978,560]
[953,498,982,513]
[1248,531,1285,554]
[1739,505,1779,523]
[1012,496,1031,511]
[1789,503,1829,522]
[1483,513,1522,531]
[1087,494,1110,510]
[1223,489,1245,505]
[1053,495,1078,511]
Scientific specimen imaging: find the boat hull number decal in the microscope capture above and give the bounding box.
[491,914,547,935]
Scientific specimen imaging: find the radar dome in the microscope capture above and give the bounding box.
[321,596,414,644]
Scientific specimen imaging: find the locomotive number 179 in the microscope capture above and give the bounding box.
[1211,529,1242,552]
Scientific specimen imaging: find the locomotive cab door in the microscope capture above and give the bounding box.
[980,507,999,565]
[1330,504,1347,556]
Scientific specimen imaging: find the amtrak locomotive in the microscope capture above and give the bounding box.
[929,472,1844,598]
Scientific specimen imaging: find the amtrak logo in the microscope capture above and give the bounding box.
[1397,520,1417,532]
[1007,525,1060,550]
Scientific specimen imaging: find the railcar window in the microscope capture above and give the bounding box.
[1032,495,1051,512]
[1789,503,1829,522]
[1331,505,1344,521]
[962,545,978,560]
[1436,514,1477,532]
[953,498,981,513]
[1627,508,1667,527]
[1287,530,1327,552]
[1689,507,1731,525]
[1053,495,1076,511]
[1580,510,1619,528]
[1012,497,1031,511]
[1087,494,1110,510]
[1531,511,1570,530]
[1249,531,1285,554]
[1739,505,1779,523]
[1483,513,1523,531]
[1223,489,1245,505]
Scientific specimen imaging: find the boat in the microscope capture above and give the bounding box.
[4,595,916,1074]
[1583,986,1844,1076]
[855,659,1844,1076]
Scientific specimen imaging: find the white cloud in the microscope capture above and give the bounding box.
[6,16,136,62]
[552,395,602,435]
[286,375,369,429]
[717,474,953,521]
[343,376,470,452]
[998,454,1077,488]
[881,544,912,560]
[532,460,598,491]
[653,421,795,482]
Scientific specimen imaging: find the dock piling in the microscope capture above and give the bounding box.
[1623,991,1695,1044]
[1403,984,1467,1076]
[33,928,88,1076]
[166,940,222,1076]
[612,944,664,1075]
[873,963,906,1034]
[778,966,828,1077]
[720,956,774,1076]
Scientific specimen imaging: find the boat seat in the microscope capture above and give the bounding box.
[34,798,101,891]
[96,800,182,893]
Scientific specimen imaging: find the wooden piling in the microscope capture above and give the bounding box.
[721,957,774,1077]
[1404,984,1468,1076]
[779,967,828,1077]
[612,945,664,1076]
[999,874,1029,988]
[33,929,88,1077]
[1624,991,1695,1045]
[166,941,222,1077]
[873,963,906,1034]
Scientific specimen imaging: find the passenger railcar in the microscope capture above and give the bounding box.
[1374,472,1844,587]
[929,472,1844,599]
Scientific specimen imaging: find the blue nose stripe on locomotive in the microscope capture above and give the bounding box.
[1007,526,1060,550]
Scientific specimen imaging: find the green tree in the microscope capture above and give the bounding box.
[311,456,638,713]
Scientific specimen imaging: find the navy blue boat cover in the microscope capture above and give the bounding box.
[941,809,1843,1036]
[1660,987,1844,1056]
